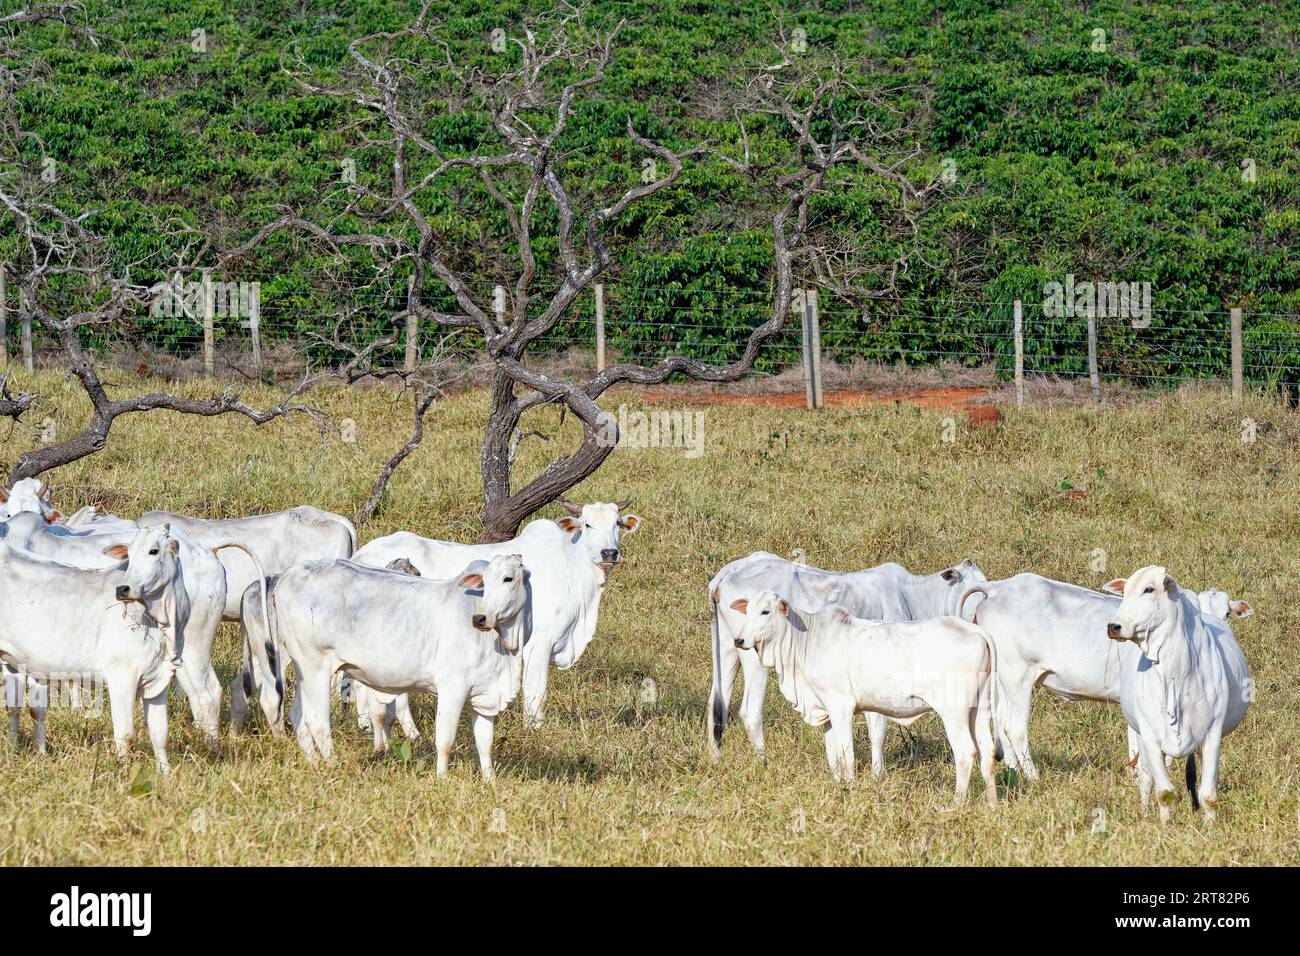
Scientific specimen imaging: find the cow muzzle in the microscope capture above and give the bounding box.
[472,614,491,632]
[115,585,131,601]
[1106,622,1125,641]
[598,549,619,569]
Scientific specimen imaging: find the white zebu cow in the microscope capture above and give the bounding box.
[138,506,357,618]
[344,500,639,731]
[137,505,356,727]
[708,552,987,776]
[958,573,1253,782]
[274,555,531,778]
[729,590,998,804]
[0,510,264,742]
[0,478,56,521]
[1107,567,1250,821]
[0,525,190,772]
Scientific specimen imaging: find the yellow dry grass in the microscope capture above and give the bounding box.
[1,370,1297,865]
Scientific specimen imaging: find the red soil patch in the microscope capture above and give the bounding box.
[631,384,1001,425]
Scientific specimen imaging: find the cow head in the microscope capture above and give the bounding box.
[1104,566,1181,662]
[0,478,53,520]
[1193,589,1253,623]
[938,557,987,613]
[104,524,189,662]
[385,557,421,577]
[554,499,641,572]
[460,554,531,652]
[728,590,792,667]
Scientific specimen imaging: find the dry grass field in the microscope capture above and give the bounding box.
[1,371,1297,865]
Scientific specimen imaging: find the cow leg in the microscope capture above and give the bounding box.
[1136,730,1175,822]
[434,691,466,776]
[368,693,393,754]
[352,682,374,732]
[737,649,768,759]
[395,694,420,740]
[1136,754,1154,809]
[4,665,23,743]
[295,668,333,763]
[229,667,250,735]
[865,713,888,780]
[144,690,171,776]
[1198,725,1224,822]
[937,702,978,804]
[825,707,856,783]
[471,711,496,781]
[707,639,741,761]
[972,677,997,807]
[1126,726,1141,778]
[520,643,551,729]
[997,675,1039,781]
[27,676,48,756]
[106,674,138,762]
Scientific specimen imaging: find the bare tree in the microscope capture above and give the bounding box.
[0,5,404,488]
[267,3,943,541]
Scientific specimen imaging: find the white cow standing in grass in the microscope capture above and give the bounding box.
[0,510,244,743]
[341,499,639,734]
[273,555,531,778]
[1107,567,1250,821]
[0,525,190,772]
[728,590,999,804]
[958,573,1253,782]
[708,552,987,776]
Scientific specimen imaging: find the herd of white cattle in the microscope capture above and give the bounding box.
[0,478,1252,821]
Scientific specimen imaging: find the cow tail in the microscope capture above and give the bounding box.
[708,586,726,757]
[979,625,1017,770]
[959,585,990,622]
[1186,753,1200,811]
[212,543,278,723]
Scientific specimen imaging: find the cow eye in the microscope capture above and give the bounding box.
[761,609,770,615]
[1142,586,1155,594]
[148,548,159,556]
[503,576,513,583]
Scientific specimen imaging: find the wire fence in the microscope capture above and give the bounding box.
[2,271,1297,399]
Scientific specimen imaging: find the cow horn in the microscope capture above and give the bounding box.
[37,481,51,501]
[615,499,633,511]
[557,498,583,516]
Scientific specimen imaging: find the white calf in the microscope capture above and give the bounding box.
[273,555,531,778]
[730,590,998,804]
[709,553,987,774]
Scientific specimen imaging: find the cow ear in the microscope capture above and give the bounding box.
[458,572,484,589]
[168,539,180,556]
[1230,600,1253,619]
[940,567,961,583]
[556,517,580,533]
[617,514,641,533]
[0,488,7,502]
[1162,575,1178,594]
[1101,579,1126,595]
[44,510,64,524]
[777,599,789,616]
[728,598,748,614]
[103,544,129,560]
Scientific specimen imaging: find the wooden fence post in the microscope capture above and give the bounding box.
[1013,299,1024,406]
[0,265,7,370]
[808,287,823,408]
[799,290,815,411]
[202,270,215,376]
[1086,308,1100,404]
[248,281,263,378]
[494,284,507,326]
[20,283,32,372]
[404,274,418,372]
[1230,307,1243,400]
[594,283,606,372]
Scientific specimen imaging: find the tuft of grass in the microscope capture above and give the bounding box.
[1,371,1297,864]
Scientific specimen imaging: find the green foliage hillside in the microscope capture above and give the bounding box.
[5,0,1299,381]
